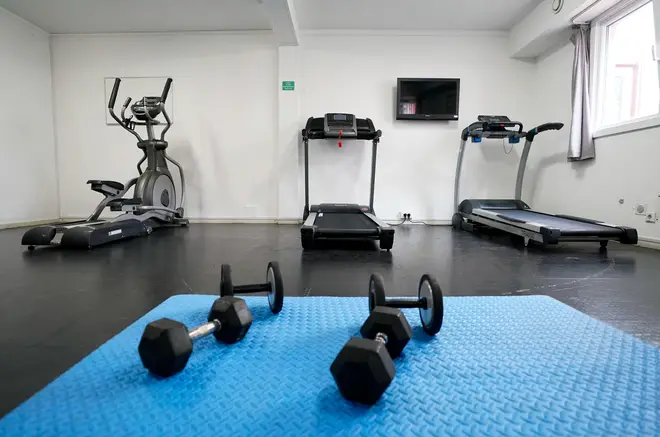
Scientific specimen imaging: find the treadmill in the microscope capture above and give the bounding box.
[300,113,394,250]
[452,115,638,249]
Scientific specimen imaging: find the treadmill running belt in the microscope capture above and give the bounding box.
[496,210,619,233]
[314,213,377,230]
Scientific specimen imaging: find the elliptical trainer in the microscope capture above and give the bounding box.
[22,78,188,250]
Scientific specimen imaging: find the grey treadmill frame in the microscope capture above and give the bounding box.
[453,119,637,246]
[303,133,378,215]
[453,128,544,245]
[453,121,526,214]
[300,115,394,249]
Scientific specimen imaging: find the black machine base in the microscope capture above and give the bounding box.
[22,220,149,250]
[60,220,149,248]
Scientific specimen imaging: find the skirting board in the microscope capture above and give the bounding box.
[186,219,452,226]
[60,217,448,225]
[60,216,303,225]
[637,237,660,251]
[0,218,60,230]
[189,218,300,225]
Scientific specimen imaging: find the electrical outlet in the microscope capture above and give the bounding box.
[634,203,648,215]
[646,212,657,223]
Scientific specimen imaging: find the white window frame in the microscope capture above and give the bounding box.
[591,0,660,138]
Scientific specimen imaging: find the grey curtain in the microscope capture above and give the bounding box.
[568,25,595,161]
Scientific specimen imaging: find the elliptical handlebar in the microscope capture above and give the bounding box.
[157,78,173,140]
[120,98,133,126]
[108,77,174,142]
[108,78,142,142]
[163,151,186,211]
[109,78,121,110]
[161,78,173,103]
[160,103,172,141]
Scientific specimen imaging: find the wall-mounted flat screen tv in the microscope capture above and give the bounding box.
[396,78,460,121]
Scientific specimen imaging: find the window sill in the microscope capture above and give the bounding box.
[593,114,660,139]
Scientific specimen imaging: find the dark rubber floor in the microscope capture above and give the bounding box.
[1,223,659,417]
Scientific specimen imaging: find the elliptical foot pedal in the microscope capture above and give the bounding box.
[22,226,57,247]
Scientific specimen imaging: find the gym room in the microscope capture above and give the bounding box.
[0,0,658,434]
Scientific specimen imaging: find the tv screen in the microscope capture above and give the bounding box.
[397,78,460,121]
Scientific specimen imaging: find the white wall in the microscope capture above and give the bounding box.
[526,43,660,243]
[0,7,58,226]
[509,0,596,59]
[50,31,536,222]
[50,32,278,220]
[299,33,536,220]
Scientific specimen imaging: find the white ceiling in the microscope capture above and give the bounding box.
[0,0,544,34]
[294,0,545,31]
[0,0,272,34]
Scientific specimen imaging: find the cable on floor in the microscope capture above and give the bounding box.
[408,220,444,226]
[386,217,446,227]
[386,219,408,226]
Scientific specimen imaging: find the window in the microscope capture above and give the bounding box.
[593,0,659,132]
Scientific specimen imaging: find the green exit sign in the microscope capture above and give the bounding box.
[282,81,295,91]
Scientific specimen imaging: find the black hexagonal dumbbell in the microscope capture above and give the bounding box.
[368,273,444,335]
[330,306,413,405]
[138,296,253,377]
[219,261,284,314]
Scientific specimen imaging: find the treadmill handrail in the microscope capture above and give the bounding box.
[525,122,564,142]
[454,117,563,213]
[515,122,564,200]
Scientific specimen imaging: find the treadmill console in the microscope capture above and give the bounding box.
[477,115,511,123]
[461,115,524,142]
[302,114,381,141]
[324,113,358,138]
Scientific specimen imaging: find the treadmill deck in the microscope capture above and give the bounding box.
[313,212,377,230]
[457,199,638,245]
[494,210,620,234]
[301,207,395,249]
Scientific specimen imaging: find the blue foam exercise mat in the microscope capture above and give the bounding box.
[1,295,658,437]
